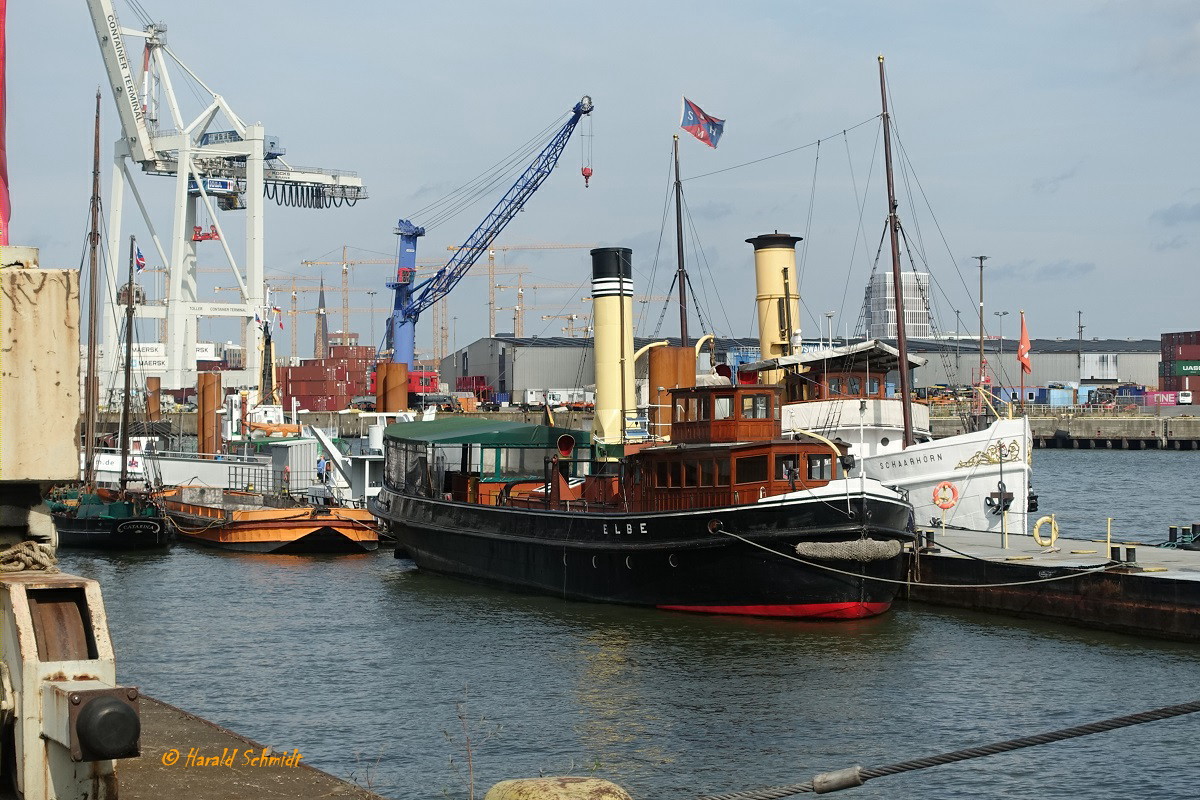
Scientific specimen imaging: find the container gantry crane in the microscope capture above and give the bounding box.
[85,0,367,390]
[388,96,593,369]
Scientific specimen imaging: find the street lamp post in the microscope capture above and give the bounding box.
[994,310,1010,358]
[955,309,962,374]
[366,290,378,349]
[974,255,988,386]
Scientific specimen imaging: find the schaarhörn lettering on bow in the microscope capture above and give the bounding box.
[876,453,944,470]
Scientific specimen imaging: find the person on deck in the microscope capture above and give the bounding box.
[316,455,327,484]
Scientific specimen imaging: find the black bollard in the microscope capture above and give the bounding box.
[1169,525,1178,543]
[922,530,940,554]
[1125,546,1137,564]
[1110,545,1122,561]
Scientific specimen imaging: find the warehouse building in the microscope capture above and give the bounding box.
[440,335,1164,401]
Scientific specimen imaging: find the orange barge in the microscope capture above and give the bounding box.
[157,486,379,553]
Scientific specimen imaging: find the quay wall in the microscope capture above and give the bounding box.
[931,414,1200,449]
[907,548,1200,643]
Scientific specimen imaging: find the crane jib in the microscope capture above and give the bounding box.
[403,97,594,323]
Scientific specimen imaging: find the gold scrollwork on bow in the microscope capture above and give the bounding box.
[956,439,1021,469]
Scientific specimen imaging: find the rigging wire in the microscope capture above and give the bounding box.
[120,0,155,28]
[794,138,821,302]
[886,107,976,332]
[410,113,571,232]
[695,697,1200,800]
[684,115,880,183]
[680,194,730,338]
[840,123,882,338]
[639,145,680,339]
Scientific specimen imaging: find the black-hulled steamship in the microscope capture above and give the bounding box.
[369,248,913,620]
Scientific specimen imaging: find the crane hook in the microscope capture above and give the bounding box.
[581,166,593,188]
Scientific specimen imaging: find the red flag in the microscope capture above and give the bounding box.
[1017,311,1032,375]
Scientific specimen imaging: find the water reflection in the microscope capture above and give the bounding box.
[55,507,1200,800]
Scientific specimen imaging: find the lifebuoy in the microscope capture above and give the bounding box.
[932,481,959,510]
[1033,515,1059,547]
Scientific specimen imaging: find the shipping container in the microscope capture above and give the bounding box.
[1047,387,1077,407]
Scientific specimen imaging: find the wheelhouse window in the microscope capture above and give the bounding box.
[741,394,769,420]
[700,459,715,486]
[735,455,769,484]
[716,458,731,486]
[684,461,699,487]
[868,377,881,396]
[775,455,799,481]
[848,376,862,396]
[714,396,733,420]
[670,461,682,488]
[828,378,843,396]
[807,454,833,481]
[656,461,669,487]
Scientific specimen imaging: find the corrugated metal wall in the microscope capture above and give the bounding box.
[914,351,1161,388]
[439,338,1164,394]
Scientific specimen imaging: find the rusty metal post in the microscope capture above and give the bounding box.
[146,376,161,422]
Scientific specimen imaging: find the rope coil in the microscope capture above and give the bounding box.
[0,541,59,573]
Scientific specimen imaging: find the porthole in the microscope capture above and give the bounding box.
[880,437,890,446]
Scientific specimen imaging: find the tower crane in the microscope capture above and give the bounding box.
[300,247,394,340]
[447,242,596,337]
[389,96,593,368]
[540,313,593,338]
[538,295,671,338]
[85,0,367,390]
[494,276,588,338]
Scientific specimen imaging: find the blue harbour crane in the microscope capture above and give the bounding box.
[387,95,594,367]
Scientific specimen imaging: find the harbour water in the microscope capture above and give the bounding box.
[58,448,1200,799]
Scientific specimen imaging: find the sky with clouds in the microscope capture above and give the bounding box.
[6,0,1199,360]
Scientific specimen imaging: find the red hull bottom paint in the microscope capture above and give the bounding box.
[657,601,891,620]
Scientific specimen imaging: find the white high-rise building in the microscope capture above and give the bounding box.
[864,271,933,339]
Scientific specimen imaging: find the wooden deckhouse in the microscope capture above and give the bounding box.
[627,384,846,512]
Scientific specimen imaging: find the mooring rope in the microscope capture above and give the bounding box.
[695,698,1200,799]
[716,528,1115,589]
[0,541,59,573]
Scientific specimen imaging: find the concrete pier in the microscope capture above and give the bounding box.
[0,696,387,799]
[907,527,1200,641]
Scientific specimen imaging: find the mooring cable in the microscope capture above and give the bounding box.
[695,698,1200,799]
[715,527,1115,589]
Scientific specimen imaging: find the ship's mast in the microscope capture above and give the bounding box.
[83,91,103,486]
[673,135,689,347]
[118,237,138,497]
[879,55,915,447]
